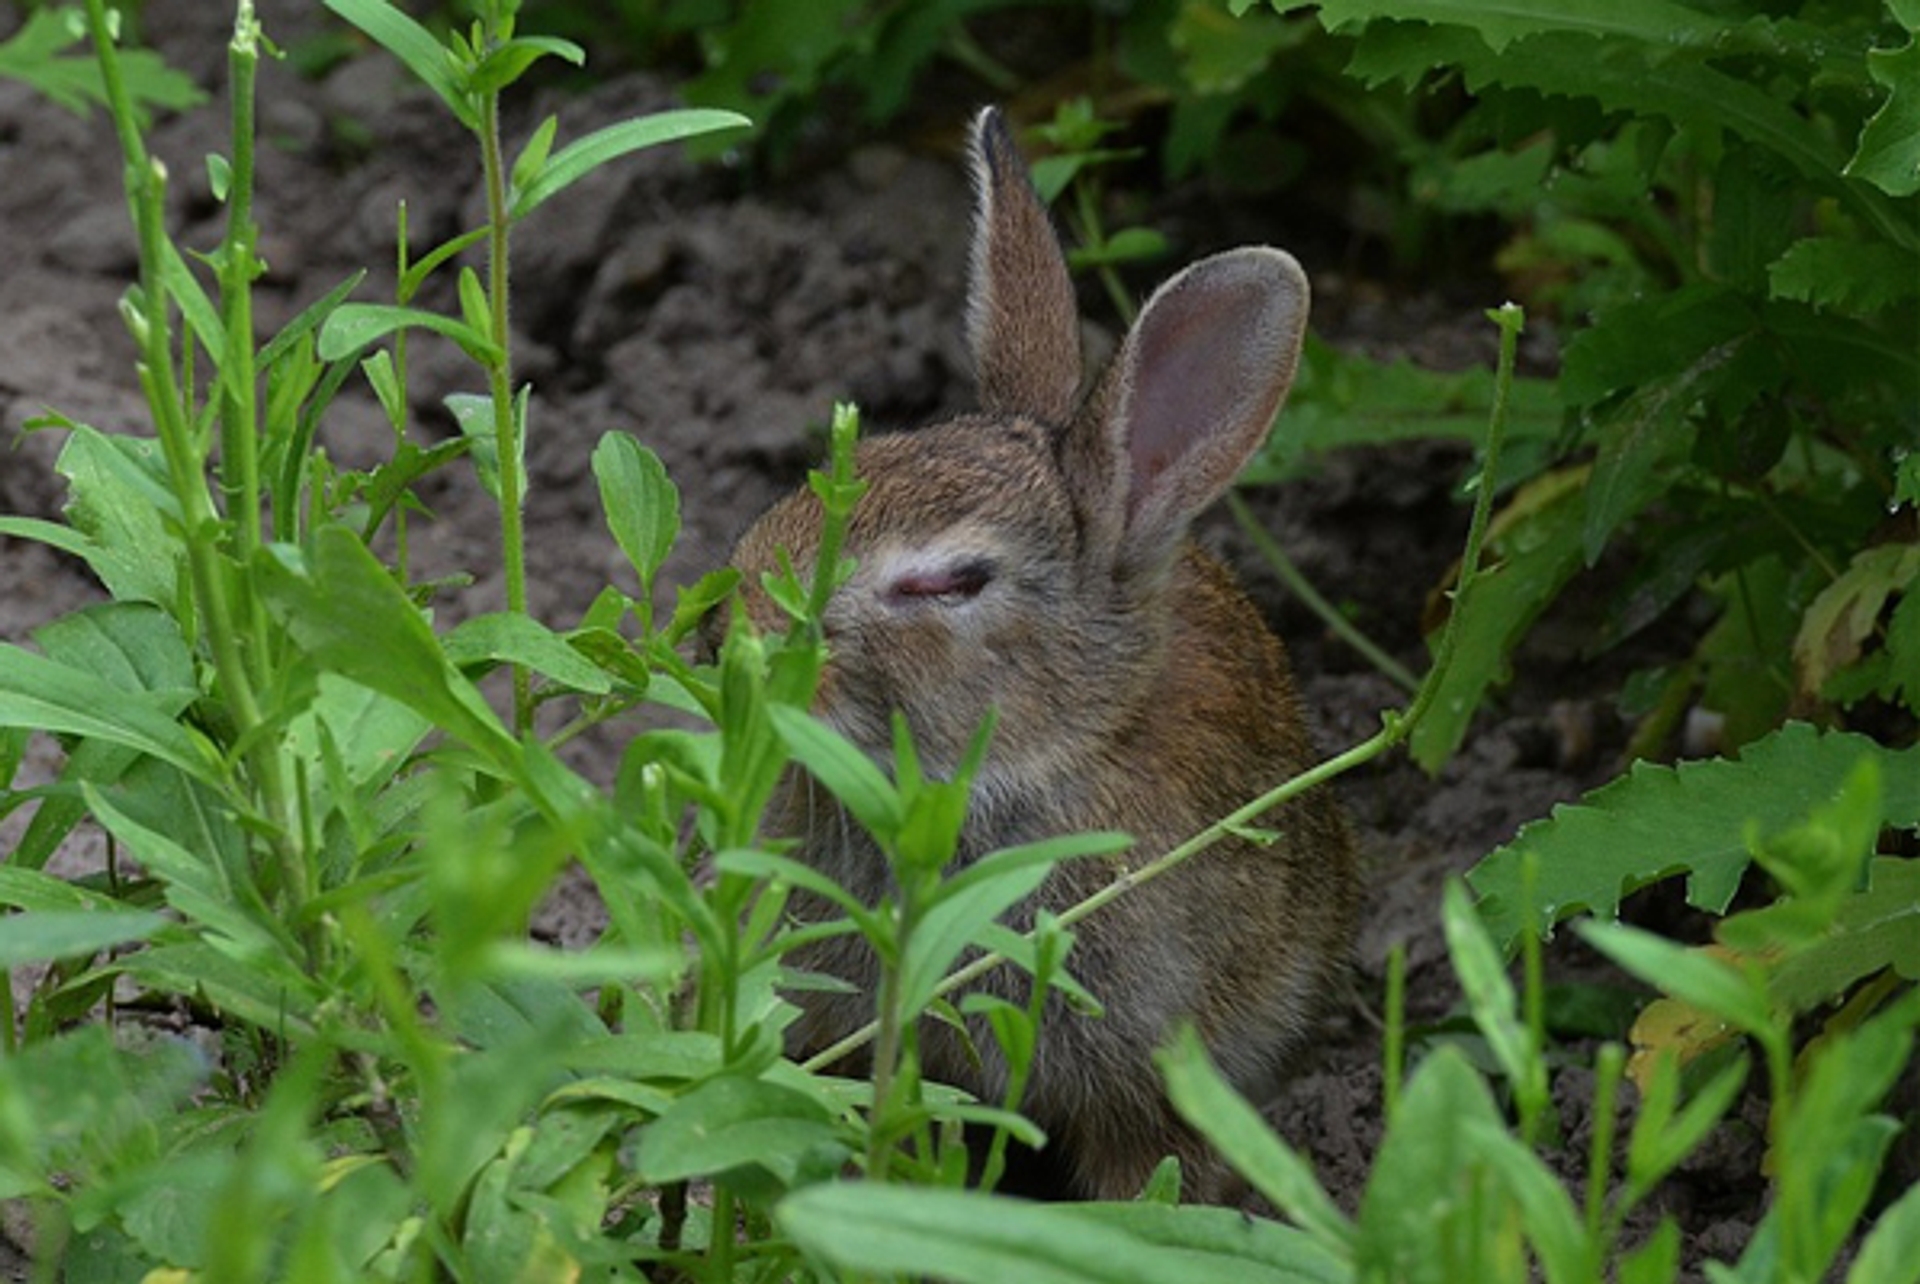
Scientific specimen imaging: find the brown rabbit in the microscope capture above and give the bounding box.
[720,107,1358,1202]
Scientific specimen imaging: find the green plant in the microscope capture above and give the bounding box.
[780,766,1920,1284]
[1240,0,1920,765]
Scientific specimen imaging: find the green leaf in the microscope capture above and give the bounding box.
[34,601,196,699]
[510,114,560,199]
[1354,1046,1509,1284]
[256,528,518,769]
[1409,468,1588,771]
[322,0,475,129]
[779,1183,1339,1284]
[0,868,134,915]
[899,857,1053,1018]
[124,941,320,1032]
[0,644,213,782]
[1847,28,1920,197]
[1581,920,1774,1038]
[592,432,681,596]
[0,910,166,969]
[1308,0,1726,55]
[1468,723,1920,949]
[54,426,182,604]
[1441,879,1542,1119]
[767,704,903,841]
[1068,227,1171,271]
[254,269,368,375]
[1172,0,1296,93]
[316,302,501,365]
[1768,238,1920,314]
[510,110,752,221]
[1765,857,1920,1018]
[1458,1118,1588,1284]
[442,392,520,503]
[1246,337,1561,483]
[1849,1171,1920,1284]
[400,226,490,300]
[443,612,613,695]
[636,1076,845,1186]
[0,7,203,120]
[1158,1027,1354,1255]
[1793,543,1920,696]
[82,774,287,961]
[466,35,584,97]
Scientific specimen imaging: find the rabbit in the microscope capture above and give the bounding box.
[715,106,1358,1203]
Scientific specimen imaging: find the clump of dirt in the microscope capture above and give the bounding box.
[0,0,1778,1276]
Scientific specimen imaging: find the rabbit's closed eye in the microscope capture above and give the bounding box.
[885,558,995,604]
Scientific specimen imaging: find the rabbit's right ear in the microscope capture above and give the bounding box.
[966,107,1082,425]
[1064,247,1310,574]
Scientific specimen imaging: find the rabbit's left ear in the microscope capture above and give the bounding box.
[966,107,1083,425]
[1065,248,1310,571]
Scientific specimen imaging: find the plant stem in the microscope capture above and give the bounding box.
[86,0,300,906]
[1228,491,1420,693]
[1586,1042,1625,1258]
[477,57,531,735]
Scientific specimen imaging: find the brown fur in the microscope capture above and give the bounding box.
[720,108,1358,1201]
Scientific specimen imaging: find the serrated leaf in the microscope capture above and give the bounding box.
[1468,722,1920,950]
[1847,30,1920,197]
[1769,238,1920,313]
[1246,336,1561,483]
[1309,0,1727,54]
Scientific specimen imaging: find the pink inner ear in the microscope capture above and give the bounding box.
[1116,252,1305,536]
[1124,303,1218,516]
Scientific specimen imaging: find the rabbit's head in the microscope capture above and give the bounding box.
[725,108,1310,792]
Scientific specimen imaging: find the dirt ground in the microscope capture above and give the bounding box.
[0,0,1788,1275]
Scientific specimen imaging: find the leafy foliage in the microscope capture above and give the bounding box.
[1470,722,1920,948]
[1254,0,1920,753]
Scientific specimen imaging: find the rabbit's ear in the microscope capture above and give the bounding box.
[1067,248,1309,568]
[967,107,1082,425]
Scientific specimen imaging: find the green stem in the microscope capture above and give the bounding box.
[477,63,531,734]
[220,5,263,571]
[1227,491,1420,693]
[803,304,1529,1075]
[87,0,301,904]
[1585,1042,1625,1259]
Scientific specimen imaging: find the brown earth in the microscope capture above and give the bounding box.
[0,0,1782,1276]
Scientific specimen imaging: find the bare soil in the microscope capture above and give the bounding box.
[0,0,1785,1275]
